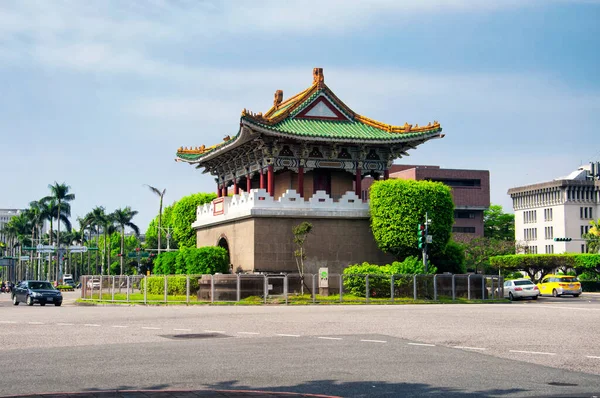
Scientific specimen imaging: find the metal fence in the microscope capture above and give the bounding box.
[80,273,504,304]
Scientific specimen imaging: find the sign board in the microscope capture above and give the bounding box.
[20,256,29,261]
[127,252,150,258]
[36,244,56,253]
[426,235,433,244]
[69,245,88,253]
[319,267,329,288]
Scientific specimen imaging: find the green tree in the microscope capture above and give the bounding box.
[430,240,466,274]
[88,207,107,274]
[145,184,166,254]
[44,182,75,255]
[463,237,518,273]
[145,204,177,251]
[293,221,313,294]
[171,193,216,248]
[370,179,454,260]
[484,205,515,241]
[584,219,600,253]
[112,207,140,275]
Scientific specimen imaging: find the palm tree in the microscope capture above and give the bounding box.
[44,182,75,252]
[100,212,116,275]
[77,214,94,276]
[88,207,106,274]
[145,185,166,255]
[112,207,140,275]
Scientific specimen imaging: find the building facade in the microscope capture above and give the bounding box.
[362,165,490,241]
[176,68,444,273]
[0,208,24,248]
[508,163,600,254]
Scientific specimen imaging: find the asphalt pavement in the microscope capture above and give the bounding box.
[1,291,599,397]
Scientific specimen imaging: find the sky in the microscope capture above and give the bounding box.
[1,0,599,232]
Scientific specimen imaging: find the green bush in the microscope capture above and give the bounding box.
[370,179,454,260]
[431,240,466,274]
[581,281,600,292]
[140,275,200,295]
[490,254,600,282]
[152,246,229,275]
[342,257,437,297]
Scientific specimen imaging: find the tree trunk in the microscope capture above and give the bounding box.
[158,197,163,255]
[120,228,124,275]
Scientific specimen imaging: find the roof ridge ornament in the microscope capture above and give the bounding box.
[274,90,283,107]
[313,67,324,87]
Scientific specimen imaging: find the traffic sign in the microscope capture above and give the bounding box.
[69,245,88,253]
[36,244,56,253]
[127,252,150,258]
[87,247,99,251]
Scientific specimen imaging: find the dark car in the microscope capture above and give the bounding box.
[12,280,63,306]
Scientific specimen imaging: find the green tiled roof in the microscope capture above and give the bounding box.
[250,118,441,141]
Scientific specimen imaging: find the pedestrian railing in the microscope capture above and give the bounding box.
[80,273,504,304]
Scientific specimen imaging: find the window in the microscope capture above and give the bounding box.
[590,207,593,219]
[454,211,475,219]
[429,178,481,187]
[544,208,553,221]
[545,245,554,254]
[452,227,476,233]
[582,244,586,253]
[545,226,554,240]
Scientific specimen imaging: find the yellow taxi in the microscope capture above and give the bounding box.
[537,274,582,297]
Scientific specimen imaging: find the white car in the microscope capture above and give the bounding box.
[504,279,539,301]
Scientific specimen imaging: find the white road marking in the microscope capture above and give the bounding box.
[536,306,600,312]
[141,327,161,330]
[84,324,100,327]
[57,323,74,326]
[509,350,556,356]
[318,337,343,340]
[237,332,260,335]
[204,330,225,333]
[28,322,44,325]
[408,343,436,347]
[111,325,128,328]
[174,328,192,331]
[0,321,17,324]
[361,339,387,343]
[586,355,600,359]
[453,346,486,351]
[276,334,301,337]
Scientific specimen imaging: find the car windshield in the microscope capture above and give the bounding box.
[28,282,55,290]
[514,280,534,286]
[557,277,578,282]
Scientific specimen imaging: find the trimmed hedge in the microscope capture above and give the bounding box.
[489,254,600,282]
[342,257,437,297]
[581,281,600,292]
[140,275,200,295]
[370,179,454,260]
[152,246,229,275]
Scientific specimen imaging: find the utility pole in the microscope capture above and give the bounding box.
[418,212,432,273]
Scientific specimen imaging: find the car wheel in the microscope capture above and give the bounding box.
[508,292,514,301]
[12,295,19,305]
[26,296,34,306]
[55,302,62,307]
[532,295,538,300]
[552,289,560,297]
[40,302,46,306]
[573,294,580,297]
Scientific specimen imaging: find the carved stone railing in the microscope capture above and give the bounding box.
[192,189,369,228]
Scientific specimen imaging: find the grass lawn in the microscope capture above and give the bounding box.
[78,292,506,305]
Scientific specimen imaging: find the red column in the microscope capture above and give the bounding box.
[297,166,304,198]
[384,169,390,180]
[267,164,274,197]
[217,184,222,197]
[355,168,362,197]
[222,185,227,197]
[233,181,239,195]
[260,170,265,190]
[246,174,251,192]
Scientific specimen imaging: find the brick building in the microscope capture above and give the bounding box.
[362,165,490,241]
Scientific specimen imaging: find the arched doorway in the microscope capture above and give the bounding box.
[217,235,231,270]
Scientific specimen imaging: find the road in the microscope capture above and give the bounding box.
[1,291,599,397]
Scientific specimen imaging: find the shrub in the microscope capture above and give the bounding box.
[490,254,600,283]
[140,275,200,295]
[152,246,229,275]
[342,257,437,297]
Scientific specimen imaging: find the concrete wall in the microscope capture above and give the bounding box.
[196,218,256,272]
[197,216,394,275]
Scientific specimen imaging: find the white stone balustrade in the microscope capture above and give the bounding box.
[192,189,370,229]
